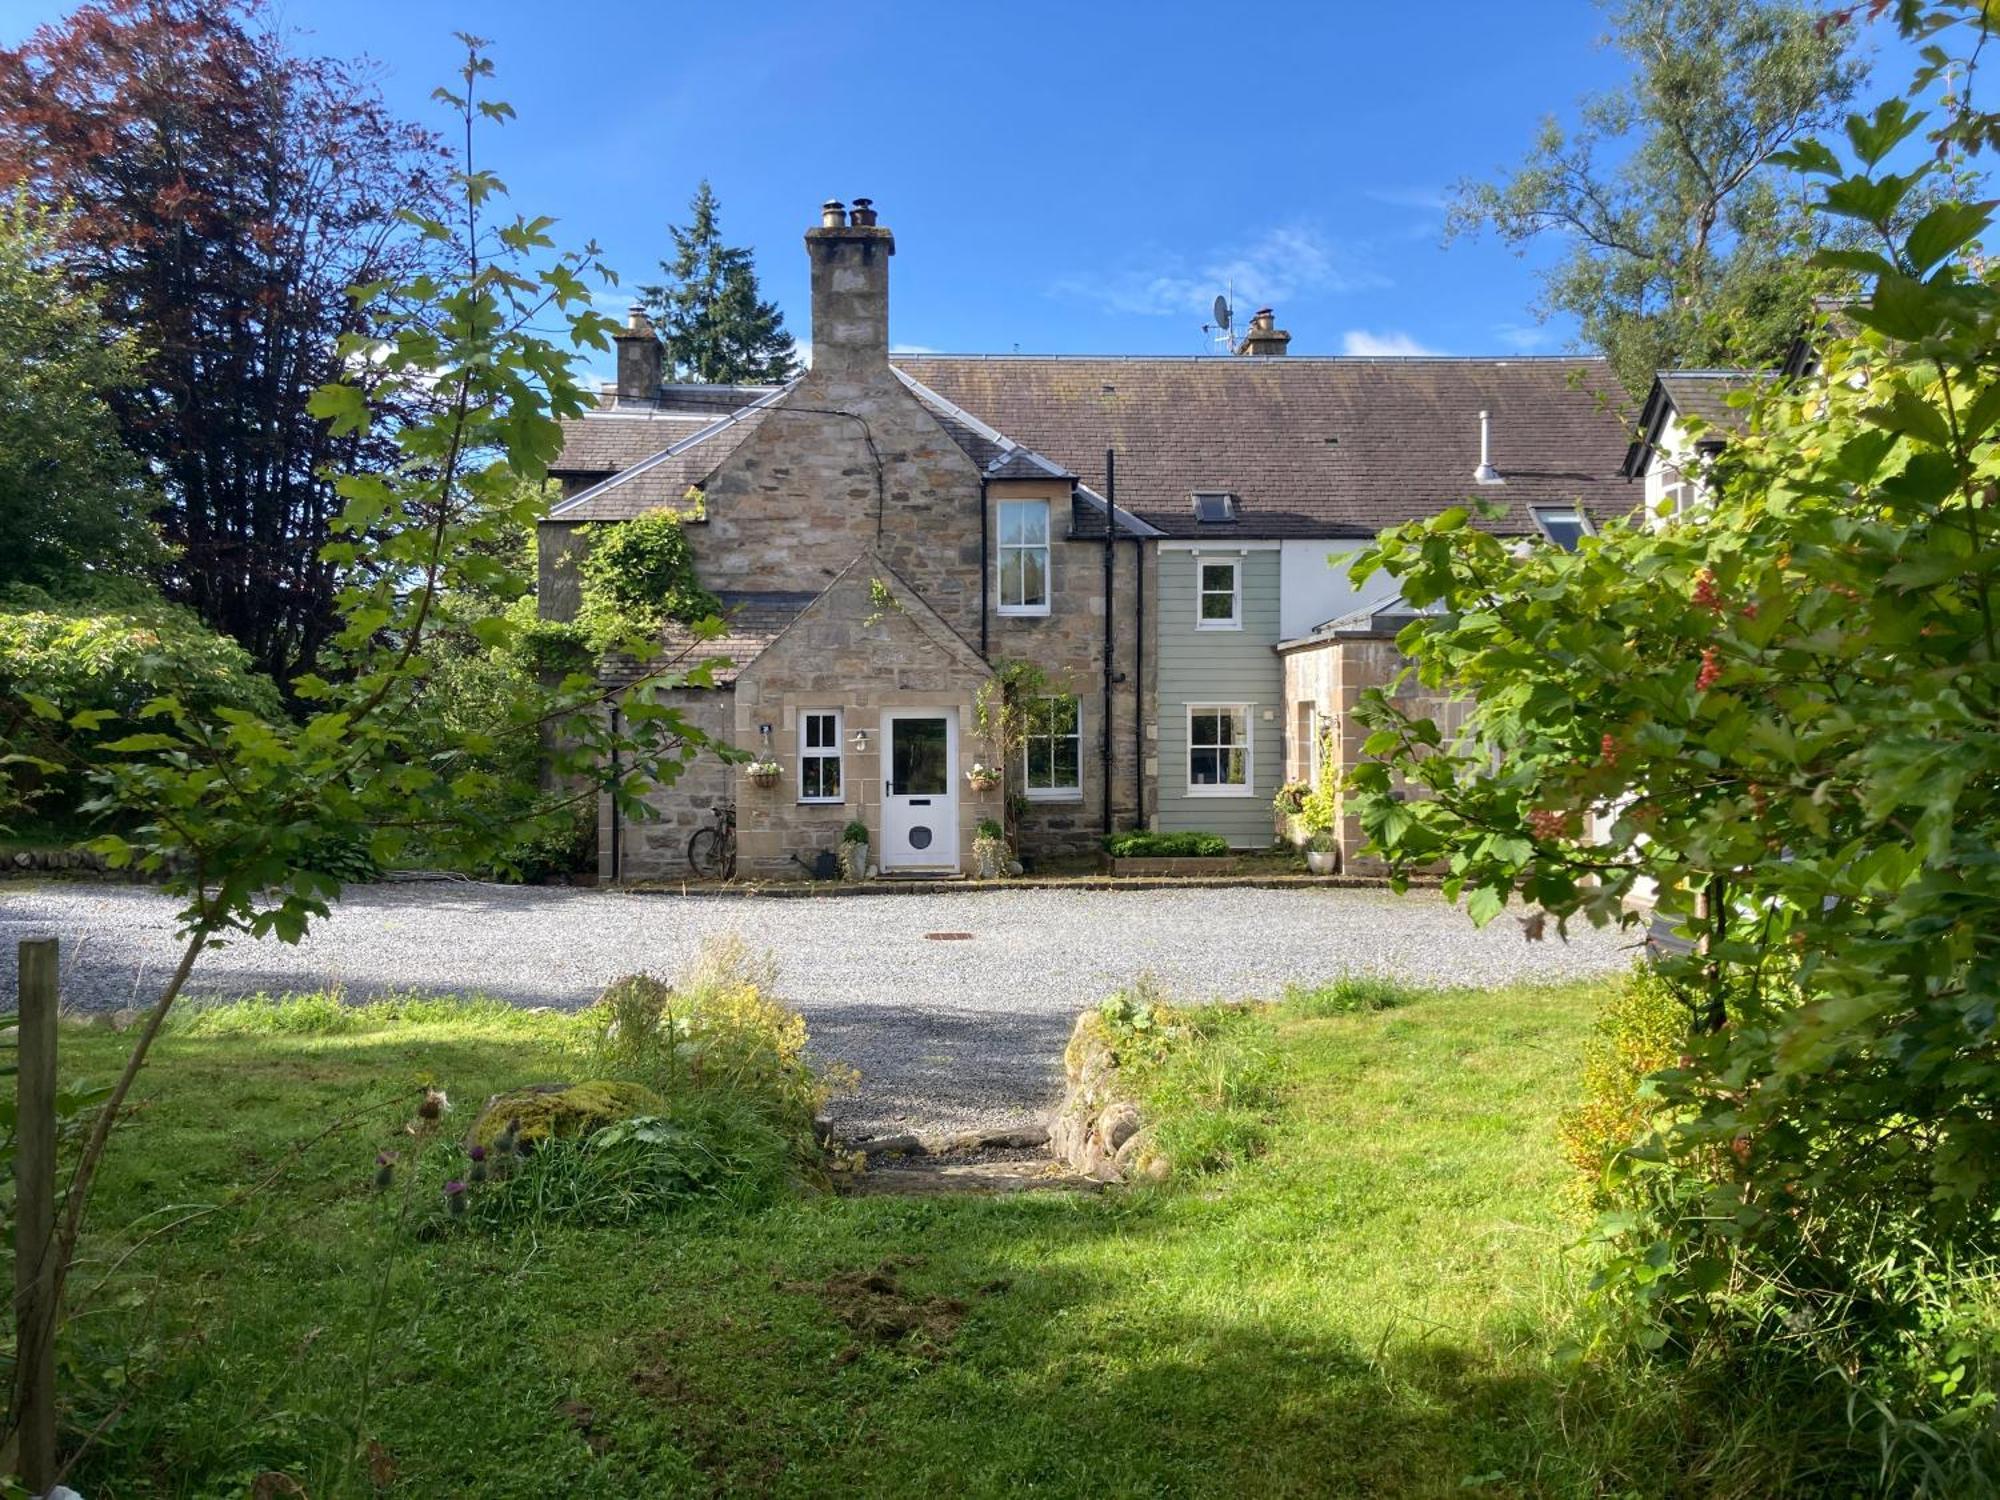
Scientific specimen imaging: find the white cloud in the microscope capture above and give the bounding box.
[1493,322,1556,353]
[1052,225,1385,319]
[1365,186,1450,213]
[1340,329,1443,357]
[889,343,940,355]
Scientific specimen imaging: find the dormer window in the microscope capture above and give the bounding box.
[1192,491,1238,524]
[1530,505,1593,552]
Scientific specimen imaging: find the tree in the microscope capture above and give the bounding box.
[639,180,798,385]
[0,199,158,595]
[0,0,450,682]
[1352,4,2000,1469]
[1448,0,1867,396]
[0,38,733,1469]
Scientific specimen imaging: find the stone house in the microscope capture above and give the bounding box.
[901,343,1636,870]
[542,200,1152,880]
[544,200,1638,880]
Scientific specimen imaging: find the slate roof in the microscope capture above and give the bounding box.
[1622,369,1764,478]
[600,589,821,687]
[892,355,1637,539]
[891,368,1156,539]
[550,385,794,522]
[551,384,786,481]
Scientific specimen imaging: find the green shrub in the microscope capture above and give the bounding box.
[1102,830,1230,859]
[454,1094,795,1227]
[1281,975,1426,1016]
[0,600,281,723]
[976,817,1005,841]
[485,801,595,883]
[1095,977,1284,1176]
[576,508,719,644]
[573,936,847,1157]
[841,820,869,845]
[1555,964,1693,1218]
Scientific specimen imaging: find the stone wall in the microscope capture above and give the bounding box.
[597,685,734,882]
[727,561,1000,877]
[1280,632,1472,875]
[986,483,1150,862]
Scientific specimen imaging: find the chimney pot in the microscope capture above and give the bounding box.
[612,301,662,399]
[1235,308,1291,357]
[805,199,894,379]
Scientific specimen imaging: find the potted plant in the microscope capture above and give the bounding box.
[972,818,1008,879]
[1273,779,1309,845]
[1305,829,1339,876]
[965,761,1001,793]
[744,756,781,789]
[839,819,870,881]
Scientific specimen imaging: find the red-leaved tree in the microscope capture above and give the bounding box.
[0,0,449,681]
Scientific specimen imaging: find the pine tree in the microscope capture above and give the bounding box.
[640,181,798,385]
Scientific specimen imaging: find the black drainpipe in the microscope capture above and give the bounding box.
[608,705,622,883]
[1131,532,1144,829]
[1102,450,1116,836]
[979,475,990,658]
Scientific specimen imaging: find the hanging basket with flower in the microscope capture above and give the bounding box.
[965,762,1001,793]
[744,757,782,789]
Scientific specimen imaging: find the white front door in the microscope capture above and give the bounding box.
[881,710,959,871]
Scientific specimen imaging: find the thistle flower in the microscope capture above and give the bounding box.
[444,1179,467,1217]
[373,1151,396,1190]
[417,1088,449,1121]
[468,1144,488,1184]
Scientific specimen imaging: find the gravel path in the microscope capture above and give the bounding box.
[1,880,1635,1136]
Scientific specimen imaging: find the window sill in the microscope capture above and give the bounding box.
[1185,786,1253,798]
[1023,789,1084,803]
[797,797,845,806]
[996,605,1051,618]
[1194,621,1243,631]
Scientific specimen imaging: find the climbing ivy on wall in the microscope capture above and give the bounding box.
[576,508,720,647]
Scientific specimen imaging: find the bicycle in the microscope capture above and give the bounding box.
[686,801,737,881]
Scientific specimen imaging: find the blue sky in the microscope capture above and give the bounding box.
[3,0,1914,378]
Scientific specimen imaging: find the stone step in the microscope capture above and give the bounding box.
[836,1159,1097,1196]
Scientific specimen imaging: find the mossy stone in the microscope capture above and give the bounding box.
[466,1080,665,1150]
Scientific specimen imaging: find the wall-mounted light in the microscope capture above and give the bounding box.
[850,728,869,752]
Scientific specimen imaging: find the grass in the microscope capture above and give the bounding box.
[43,980,1852,1497]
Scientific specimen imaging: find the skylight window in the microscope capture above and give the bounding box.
[1192,491,1237,524]
[1530,505,1593,552]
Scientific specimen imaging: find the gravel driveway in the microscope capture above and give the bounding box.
[1,880,1635,1136]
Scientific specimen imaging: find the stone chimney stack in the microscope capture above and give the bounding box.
[806,197,894,379]
[613,304,663,399]
[1236,307,1291,357]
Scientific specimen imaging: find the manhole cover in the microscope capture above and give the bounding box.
[924,932,974,941]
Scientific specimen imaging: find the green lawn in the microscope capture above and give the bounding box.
[52,980,1708,1498]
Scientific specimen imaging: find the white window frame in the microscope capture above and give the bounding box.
[1186,703,1253,798]
[1195,556,1241,630]
[1018,694,1083,802]
[1529,505,1594,550]
[996,498,1052,617]
[797,708,844,804]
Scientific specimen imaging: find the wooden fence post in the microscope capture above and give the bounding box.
[15,937,58,1494]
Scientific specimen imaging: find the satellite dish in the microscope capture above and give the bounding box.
[1212,294,1231,330]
